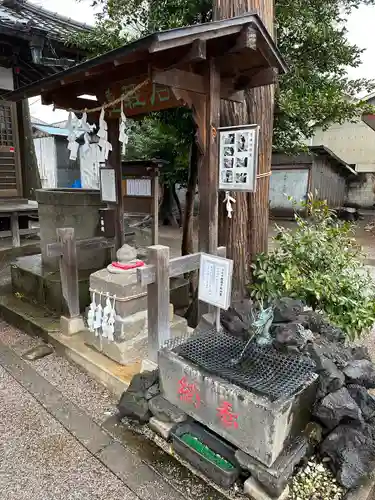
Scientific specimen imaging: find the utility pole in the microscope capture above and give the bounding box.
[214,0,275,297]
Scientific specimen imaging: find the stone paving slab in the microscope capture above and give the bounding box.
[0,336,220,500]
[0,366,138,500]
[99,441,186,500]
[0,343,113,455]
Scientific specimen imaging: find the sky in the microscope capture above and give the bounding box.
[28,0,375,123]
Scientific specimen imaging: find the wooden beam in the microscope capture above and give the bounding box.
[229,24,257,53]
[180,39,207,64]
[10,213,20,248]
[153,69,244,103]
[151,173,159,245]
[199,59,220,255]
[147,245,170,363]
[152,69,205,94]
[249,67,278,87]
[47,236,115,258]
[138,246,227,286]
[108,118,124,251]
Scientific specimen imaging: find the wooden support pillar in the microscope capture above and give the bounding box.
[198,59,221,255]
[11,212,20,248]
[57,228,80,319]
[147,245,170,364]
[151,172,159,245]
[107,119,124,251]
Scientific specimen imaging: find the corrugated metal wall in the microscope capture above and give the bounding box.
[310,156,347,207]
[269,169,309,210]
[34,136,57,188]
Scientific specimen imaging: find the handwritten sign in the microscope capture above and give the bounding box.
[217,402,239,429]
[105,81,181,117]
[198,253,233,310]
[178,376,201,409]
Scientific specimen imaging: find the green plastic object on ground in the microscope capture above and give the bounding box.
[180,433,235,471]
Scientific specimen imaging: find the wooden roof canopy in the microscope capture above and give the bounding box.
[4,13,287,118]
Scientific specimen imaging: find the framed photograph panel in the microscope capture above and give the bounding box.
[218,124,260,192]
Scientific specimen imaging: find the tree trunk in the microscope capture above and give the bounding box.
[172,184,183,226]
[182,140,199,256]
[17,100,41,200]
[160,183,179,227]
[214,0,275,297]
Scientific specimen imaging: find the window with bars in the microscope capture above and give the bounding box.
[0,102,14,146]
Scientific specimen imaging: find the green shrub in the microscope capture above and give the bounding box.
[250,195,375,340]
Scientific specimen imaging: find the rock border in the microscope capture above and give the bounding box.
[345,473,375,500]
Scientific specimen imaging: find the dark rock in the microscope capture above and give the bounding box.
[148,395,187,424]
[318,324,346,343]
[235,435,312,497]
[313,387,364,429]
[273,323,307,353]
[318,358,345,398]
[221,300,254,340]
[272,298,304,323]
[343,360,375,389]
[320,424,375,489]
[351,346,371,362]
[127,370,159,394]
[295,311,326,333]
[145,382,160,401]
[347,385,375,422]
[305,421,324,446]
[308,345,345,398]
[117,392,151,423]
[116,371,159,423]
[22,344,54,361]
[310,338,358,370]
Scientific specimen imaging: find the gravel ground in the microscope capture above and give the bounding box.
[0,321,117,425]
[0,365,137,500]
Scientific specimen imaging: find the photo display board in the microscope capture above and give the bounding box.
[218,124,260,192]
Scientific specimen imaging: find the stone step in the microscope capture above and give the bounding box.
[84,314,189,366]
[11,254,92,315]
[0,288,190,397]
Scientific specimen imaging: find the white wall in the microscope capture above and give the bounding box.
[0,67,13,91]
[312,121,375,173]
[34,137,57,189]
[80,143,100,190]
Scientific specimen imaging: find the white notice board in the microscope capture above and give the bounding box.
[198,253,233,310]
[126,178,152,197]
[100,168,117,203]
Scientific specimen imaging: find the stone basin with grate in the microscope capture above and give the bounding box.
[170,329,315,402]
[159,327,318,467]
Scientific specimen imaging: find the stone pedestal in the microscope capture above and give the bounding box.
[158,348,317,467]
[86,267,188,365]
[36,189,107,271]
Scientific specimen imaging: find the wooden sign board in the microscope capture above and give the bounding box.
[105,80,182,118]
[218,124,260,192]
[122,178,153,214]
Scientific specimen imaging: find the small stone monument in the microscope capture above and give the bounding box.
[85,244,188,366]
[107,244,138,274]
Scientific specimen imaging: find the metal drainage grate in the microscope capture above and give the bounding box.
[172,329,314,402]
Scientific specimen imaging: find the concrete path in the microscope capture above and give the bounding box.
[0,321,229,500]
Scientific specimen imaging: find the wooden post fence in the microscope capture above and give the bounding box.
[138,245,226,364]
[47,228,115,335]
